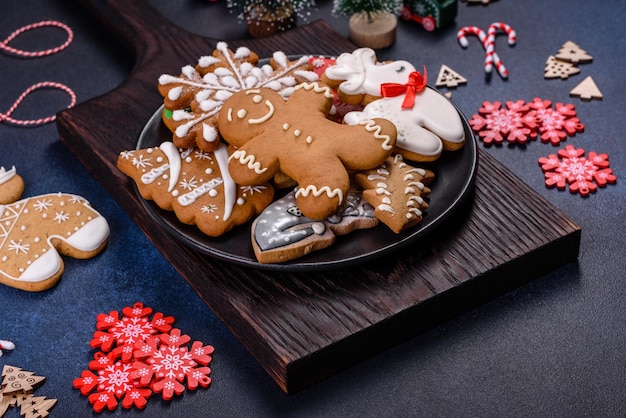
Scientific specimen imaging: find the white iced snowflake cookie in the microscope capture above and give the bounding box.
[0,193,110,292]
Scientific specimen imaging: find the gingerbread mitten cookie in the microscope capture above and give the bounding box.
[0,193,110,292]
[0,166,24,205]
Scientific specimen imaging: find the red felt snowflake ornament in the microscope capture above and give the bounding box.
[470,98,584,146]
[538,144,616,196]
[74,302,214,413]
[73,352,151,412]
[131,328,214,401]
[90,302,175,362]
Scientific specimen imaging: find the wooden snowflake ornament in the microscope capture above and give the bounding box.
[74,302,215,413]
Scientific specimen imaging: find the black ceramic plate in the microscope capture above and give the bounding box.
[136,88,477,272]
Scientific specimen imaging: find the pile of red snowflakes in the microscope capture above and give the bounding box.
[470,97,617,196]
[73,302,214,413]
[469,98,584,146]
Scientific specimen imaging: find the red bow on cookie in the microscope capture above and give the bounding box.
[380,67,428,109]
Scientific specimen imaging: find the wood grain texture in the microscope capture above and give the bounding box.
[56,0,580,393]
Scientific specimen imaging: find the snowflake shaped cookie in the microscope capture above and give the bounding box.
[538,145,616,196]
[158,42,318,151]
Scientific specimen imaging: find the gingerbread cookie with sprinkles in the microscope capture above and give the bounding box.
[0,192,110,292]
[158,42,318,152]
[117,142,274,237]
[218,82,397,220]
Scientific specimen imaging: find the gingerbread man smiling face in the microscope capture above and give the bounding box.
[218,82,397,220]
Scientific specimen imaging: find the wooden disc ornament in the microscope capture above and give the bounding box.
[349,11,397,49]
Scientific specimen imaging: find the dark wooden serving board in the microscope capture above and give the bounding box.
[57,0,580,393]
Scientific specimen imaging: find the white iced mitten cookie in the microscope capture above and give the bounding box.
[0,193,110,292]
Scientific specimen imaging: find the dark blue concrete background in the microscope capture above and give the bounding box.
[1,0,625,416]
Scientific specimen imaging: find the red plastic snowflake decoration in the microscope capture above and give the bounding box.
[527,98,584,145]
[132,328,214,401]
[74,302,215,413]
[470,98,584,146]
[539,144,616,196]
[469,100,536,145]
[73,352,151,412]
[90,302,175,362]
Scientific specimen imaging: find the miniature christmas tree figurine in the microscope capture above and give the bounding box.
[226,0,314,37]
[333,0,403,48]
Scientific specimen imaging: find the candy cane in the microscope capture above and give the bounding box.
[0,21,76,126]
[1,82,77,126]
[458,23,514,79]
[0,339,15,356]
[485,22,516,77]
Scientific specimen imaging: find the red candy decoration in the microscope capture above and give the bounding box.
[538,145,616,197]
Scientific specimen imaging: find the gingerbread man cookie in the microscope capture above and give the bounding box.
[0,166,24,205]
[0,192,110,292]
[218,82,397,220]
[158,42,318,152]
[324,48,465,162]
